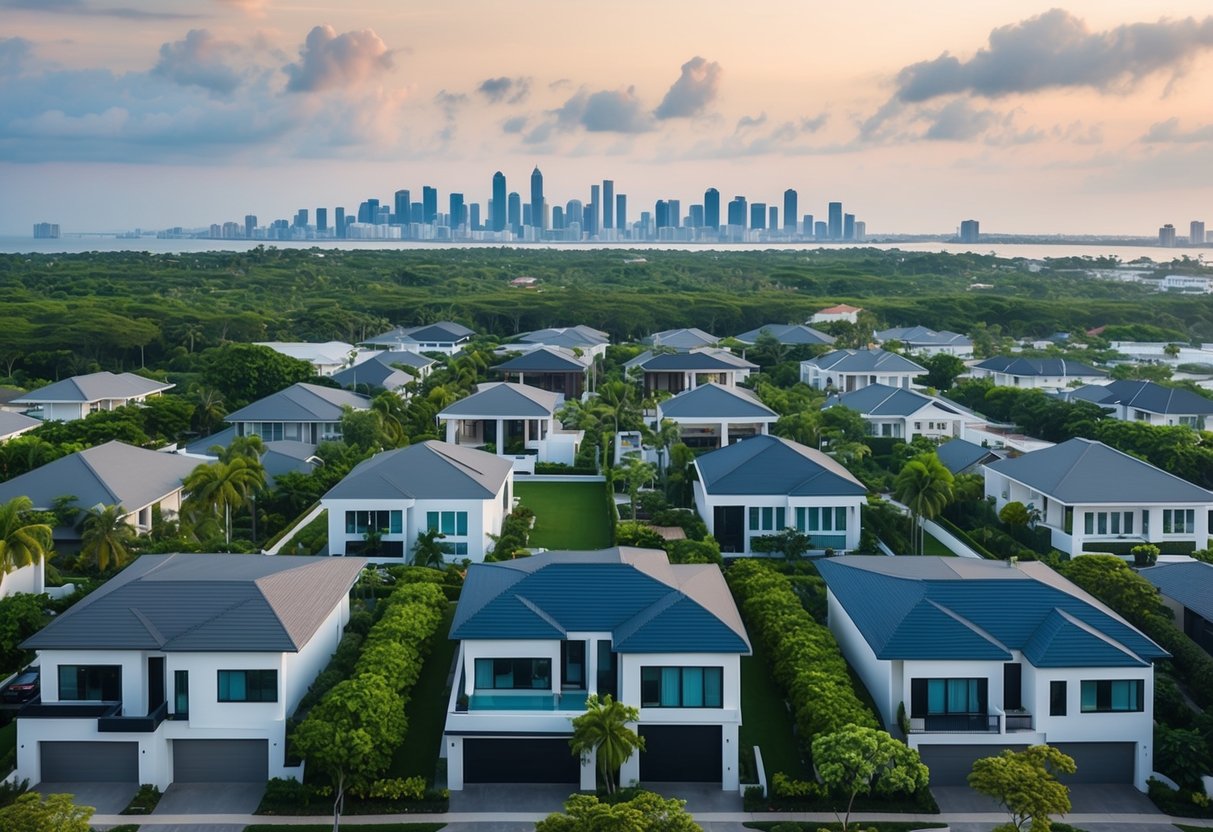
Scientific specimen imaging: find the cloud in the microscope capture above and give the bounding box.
[284,25,394,93]
[923,99,998,141]
[554,86,653,133]
[894,9,1213,102]
[654,55,721,119]
[216,0,266,14]
[735,113,767,132]
[1142,117,1213,144]
[501,115,527,134]
[800,112,828,133]
[0,37,33,78]
[153,29,244,95]
[477,76,530,104]
[1,0,198,19]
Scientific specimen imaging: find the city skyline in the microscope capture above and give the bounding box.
[2,1,1213,235]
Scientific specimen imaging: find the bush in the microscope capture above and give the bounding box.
[351,776,428,801]
[262,777,313,807]
[121,783,162,815]
[534,461,599,475]
[666,537,723,565]
[615,521,665,549]
[649,507,708,540]
[1132,544,1160,567]
[771,772,824,799]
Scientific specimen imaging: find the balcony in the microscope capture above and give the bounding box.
[98,700,169,733]
[909,713,1000,734]
[1005,710,1034,732]
[19,700,169,733]
[463,690,588,712]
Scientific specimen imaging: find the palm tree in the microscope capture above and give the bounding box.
[619,457,657,521]
[412,528,447,567]
[371,391,409,448]
[569,694,645,795]
[648,418,683,495]
[79,504,137,572]
[216,434,264,464]
[0,496,53,574]
[183,456,267,544]
[190,385,227,435]
[893,453,955,555]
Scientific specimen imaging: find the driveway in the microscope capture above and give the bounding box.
[154,782,266,814]
[449,782,573,813]
[34,781,137,814]
[934,781,1163,814]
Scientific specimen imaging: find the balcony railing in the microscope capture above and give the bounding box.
[464,690,587,712]
[1005,711,1034,732]
[910,713,1000,733]
[18,700,119,719]
[98,700,168,733]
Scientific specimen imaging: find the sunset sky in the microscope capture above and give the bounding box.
[2,0,1212,235]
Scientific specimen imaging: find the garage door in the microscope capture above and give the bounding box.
[639,725,722,782]
[173,739,268,782]
[917,744,1030,786]
[463,738,579,784]
[41,741,138,783]
[1052,742,1135,784]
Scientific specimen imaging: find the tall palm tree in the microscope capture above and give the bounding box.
[190,385,227,435]
[0,496,53,574]
[216,434,265,464]
[371,391,409,448]
[183,456,267,544]
[79,504,137,572]
[569,694,645,795]
[893,452,955,555]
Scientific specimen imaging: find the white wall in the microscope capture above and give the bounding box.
[0,559,44,598]
[827,591,895,725]
[694,487,864,554]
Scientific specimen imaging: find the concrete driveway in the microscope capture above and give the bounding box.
[154,782,266,814]
[34,781,137,814]
[934,781,1163,814]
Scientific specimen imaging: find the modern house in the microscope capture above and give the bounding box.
[935,438,1002,476]
[809,304,862,325]
[970,357,1106,390]
[492,347,593,399]
[875,326,974,358]
[254,342,360,376]
[181,428,320,483]
[640,328,719,352]
[321,440,513,561]
[223,383,371,447]
[14,553,365,789]
[330,351,436,394]
[437,382,583,472]
[514,325,610,359]
[655,383,777,450]
[1142,561,1213,655]
[800,348,925,392]
[362,321,476,355]
[983,437,1213,557]
[625,349,757,395]
[0,410,41,442]
[733,324,835,348]
[443,548,750,791]
[693,435,867,554]
[12,372,174,422]
[817,556,1167,790]
[0,441,200,545]
[1059,380,1213,429]
[823,383,983,441]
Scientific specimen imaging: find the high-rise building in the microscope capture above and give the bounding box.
[508,192,522,235]
[411,203,423,224]
[667,199,681,229]
[394,190,410,224]
[727,196,748,228]
[802,214,813,236]
[769,207,778,231]
[358,199,379,224]
[449,193,465,229]
[704,188,720,230]
[530,167,545,230]
[588,184,600,236]
[603,180,614,229]
[843,213,855,241]
[470,203,481,231]
[422,186,438,224]
[491,171,507,232]
[689,205,704,228]
[655,200,670,229]
[828,202,843,240]
[814,220,827,239]
[959,219,980,243]
[854,221,866,242]
[783,189,798,233]
[32,222,60,239]
[552,206,565,230]
[316,208,327,233]
[244,214,257,238]
[1191,220,1206,245]
[615,194,627,234]
[294,209,308,228]
[1159,224,1177,246]
[750,202,766,230]
[334,208,344,238]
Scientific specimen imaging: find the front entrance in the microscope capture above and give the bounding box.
[714,506,745,553]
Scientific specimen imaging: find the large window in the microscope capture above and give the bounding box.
[1083,511,1133,536]
[1050,680,1067,716]
[640,666,724,708]
[473,658,551,690]
[910,677,987,717]
[427,511,468,536]
[794,506,847,533]
[345,510,403,535]
[1163,509,1195,534]
[58,665,121,701]
[1080,679,1143,713]
[748,507,785,532]
[248,422,284,441]
[217,669,278,702]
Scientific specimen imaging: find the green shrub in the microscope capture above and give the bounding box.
[770,772,824,799]
[121,783,162,814]
[351,776,428,801]
[1132,544,1160,567]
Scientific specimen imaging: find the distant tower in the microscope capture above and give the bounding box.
[491,171,507,232]
[588,184,600,236]
[843,213,855,241]
[1159,224,1177,247]
[530,167,545,230]
[727,196,748,229]
[750,202,766,230]
[615,194,627,234]
[959,219,980,244]
[244,214,257,238]
[655,200,669,229]
[1191,220,1206,245]
[508,191,522,235]
[316,208,327,233]
[667,199,681,229]
[422,187,438,224]
[394,190,410,224]
[603,180,615,229]
[704,188,721,230]
[449,193,465,229]
[828,202,843,240]
[333,208,344,238]
[783,189,797,233]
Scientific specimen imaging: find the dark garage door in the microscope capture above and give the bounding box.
[1053,742,1135,784]
[639,725,721,782]
[463,738,580,784]
[918,744,1030,786]
[173,739,268,782]
[41,741,138,783]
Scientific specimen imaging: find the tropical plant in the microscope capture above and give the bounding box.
[618,457,657,521]
[893,452,955,555]
[0,791,94,832]
[78,504,137,572]
[536,791,697,832]
[412,528,447,567]
[812,725,930,832]
[569,694,645,795]
[216,434,265,464]
[0,496,53,575]
[182,456,266,544]
[968,745,1076,832]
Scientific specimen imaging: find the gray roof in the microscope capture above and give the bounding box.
[1142,561,1213,622]
[935,438,1001,476]
[323,440,512,501]
[180,431,316,481]
[363,321,475,347]
[734,324,836,346]
[517,325,609,349]
[0,440,200,514]
[975,356,1106,378]
[641,328,719,351]
[331,352,433,391]
[876,326,973,348]
[695,434,867,497]
[627,348,756,372]
[804,348,925,375]
[824,383,954,418]
[0,410,41,439]
[23,553,365,652]
[494,347,590,374]
[984,437,1213,504]
[13,372,173,404]
[1055,385,1118,406]
[438,382,562,419]
[658,384,777,420]
[1093,380,1213,416]
[225,383,370,423]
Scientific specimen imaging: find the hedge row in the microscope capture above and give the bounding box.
[728,560,878,744]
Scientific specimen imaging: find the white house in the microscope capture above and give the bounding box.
[14,553,365,789]
[437,382,583,472]
[970,357,1106,391]
[492,348,593,399]
[1142,561,1213,655]
[443,548,750,791]
[809,304,862,325]
[1159,274,1213,294]
[514,325,610,360]
[223,383,371,447]
[0,411,41,442]
[823,383,985,441]
[362,321,476,355]
[817,556,1167,790]
[12,372,174,422]
[693,434,867,555]
[640,328,719,351]
[329,350,435,394]
[321,440,513,562]
[254,342,363,376]
[625,348,757,395]
[800,348,925,392]
[1059,380,1213,429]
[875,326,974,359]
[983,437,1213,557]
[656,383,777,450]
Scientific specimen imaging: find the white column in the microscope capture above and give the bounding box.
[448,738,465,790]
[587,639,599,697]
[445,420,456,444]
[496,418,504,454]
[580,748,597,791]
[719,421,728,447]
[721,722,740,791]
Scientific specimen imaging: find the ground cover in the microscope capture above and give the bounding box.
[515,481,612,550]
[388,603,458,781]
[739,637,811,781]
[920,531,955,556]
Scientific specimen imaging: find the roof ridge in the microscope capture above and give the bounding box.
[76,445,123,506]
[924,598,1012,655]
[130,607,167,648]
[1049,607,1147,666]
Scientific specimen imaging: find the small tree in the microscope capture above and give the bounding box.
[893,452,954,555]
[811,725,929,832]
[1131,543,1160,567]
[79,504,137,573]
[999,501,1031,528]
[412,528,447,567]
[536,791,697,832]
[968,744,1076,832]
[569,694,644,795]
[619,457,657,521]
[0,791,94,832]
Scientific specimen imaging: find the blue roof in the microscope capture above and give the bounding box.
[695,434,866,497]
[1142,561,1213,622]
[734,324,836,346]
[451,548,750,654]
[935,438,1000,475]
[816,556,1166,667]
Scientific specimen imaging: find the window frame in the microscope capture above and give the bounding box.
[1079,679,1143,713]
[639,666,724,709]
[217,669,279,703]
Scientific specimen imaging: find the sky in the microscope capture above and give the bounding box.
[2,0,1212,236]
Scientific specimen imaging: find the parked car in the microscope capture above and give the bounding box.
[1,667,39,704]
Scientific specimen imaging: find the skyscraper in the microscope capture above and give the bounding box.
[655,200,669,229]
[616,194,627,234]
[828,202,843,240]
[727,197,747,228]
[491,171,507,232]
[1160,224,1177,246]
[959,219,980,243]
[814,220,827,239]
[244,214,257,238]
[316,208,327,233]
[449,193,465,229]
[394,190,410,225]
[843,213,855,241]
[750,203,766,230]
[508,192,522,235]
[358,199,379,224]
[667,199,681,228]
[334,208,344,238]
[704,188,720,230]
[422,187,438,224]
[530,167,545,230]
[470,203,481,231]
[294,209,308,228]
[1191,220,1206,245]
[769,206,778,231]
[802,214,813,236]
[689,205,704,228]
[603,180,615,229]
[588,184,600,236]
[783,189,798,233]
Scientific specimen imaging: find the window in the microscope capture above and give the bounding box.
[1080,679,1143,712]
[344,510,403,535]
[58,665,121,701]
[441,542,469,556]
[473,658,551,690]
[1083,511,1133,536]
[639,666,723,708]
[1049,680,1067,716]
[217,669,278,702]
[1163,509,1195,534]
[427,511,468,536]
[794,507,847,533]
[250,422,284,442]
[909,677,987,717]
[748,507,785,532]
[175,670,189,717]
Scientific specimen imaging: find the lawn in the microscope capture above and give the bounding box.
[515,481,612,550]
[739,634,812,781]
[388,603,458,781]
[920,531,956,556]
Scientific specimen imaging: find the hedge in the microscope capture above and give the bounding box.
[727,560,878,747]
